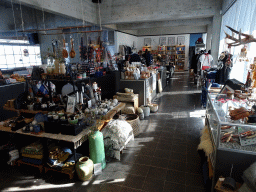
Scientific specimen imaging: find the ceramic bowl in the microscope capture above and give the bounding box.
[68,118,78,125]
[113,99,118,105]
[98,109,103,115]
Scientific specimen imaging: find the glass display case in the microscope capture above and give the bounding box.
[206,93,256,191]
[206,93,256,154]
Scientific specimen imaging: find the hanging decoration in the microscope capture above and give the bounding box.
[225,25,256,47]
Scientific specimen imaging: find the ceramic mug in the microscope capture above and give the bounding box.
[27,104,34,111]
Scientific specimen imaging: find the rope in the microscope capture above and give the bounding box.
[81,0,85,27]
[42,7,46,35]
[19,1,25,33]
[11,0,18,40]
[98,0,102,30]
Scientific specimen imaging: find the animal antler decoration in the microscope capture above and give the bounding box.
[225,26,256,47]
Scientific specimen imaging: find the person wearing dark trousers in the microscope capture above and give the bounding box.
[142,49,153,67]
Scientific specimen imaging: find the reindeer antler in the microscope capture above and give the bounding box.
[225,26,256,46]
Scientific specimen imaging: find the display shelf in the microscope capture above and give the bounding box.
[206,93,256,191]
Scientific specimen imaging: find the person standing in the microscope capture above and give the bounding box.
[142,49,153,67]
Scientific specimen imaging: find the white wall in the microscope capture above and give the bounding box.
[114,31,138,54]
[137,34,190,70]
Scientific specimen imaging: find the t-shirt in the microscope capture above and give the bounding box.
[199,54,213,68]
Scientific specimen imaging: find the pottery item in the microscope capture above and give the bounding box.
[139,112,144,120]
[93,82,98,90]
[27,104,34,111]
[89,130,106,169]
[62,39,68,58]
[141,106,150,117]
[98,109,103,115]
[113,99,118,105]
[137,107,143,114]
[109,106,113,110]
[149,104,158,113]
[76,156,94,181]
[54,59,60,74]
[33,125,40,133]
[59,63,66,75]
[102,108,108,114]
[68,118,78,124]
[37,97,43,103]
[53,115,59,120]
[69,37,76,58]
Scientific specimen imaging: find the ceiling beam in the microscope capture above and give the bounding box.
[137,25,207,36]
[117,17,213,31]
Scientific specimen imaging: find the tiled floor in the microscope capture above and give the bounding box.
[0,71,206,192]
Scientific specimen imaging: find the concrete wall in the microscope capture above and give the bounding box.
[115,31,138,54]
[137,34,190,70]
[99,0,220,24]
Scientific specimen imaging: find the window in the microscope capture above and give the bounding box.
[0,40,42,70]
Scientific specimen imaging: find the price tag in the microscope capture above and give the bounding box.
[94,163,102,175]
[88,100,92,108]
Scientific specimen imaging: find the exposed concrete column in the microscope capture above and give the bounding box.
[211,11,222,64]
[206,24,213,51]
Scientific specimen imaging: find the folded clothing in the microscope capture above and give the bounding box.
[22,153,43,160]
[22,157,43,165]
[23,141,43,153]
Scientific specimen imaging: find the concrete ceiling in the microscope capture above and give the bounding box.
[99,0,222,36]
[2,0,223,36]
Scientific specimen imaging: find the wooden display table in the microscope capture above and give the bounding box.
[113,94,138,111]
[16,159,44,174]
[44,166,75,180]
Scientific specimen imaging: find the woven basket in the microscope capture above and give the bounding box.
[113,114,140,136]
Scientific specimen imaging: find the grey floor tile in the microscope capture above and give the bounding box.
[185,185,206,192]
[170,151,187,162]
[186,162,202,174]
[142,177,165,192]
[163,181,186,192]
[134,155,153,166]
[122,174,145,190]
[172,143,187,153]
[166,169,186,184]
[185,173,205,188]
[147,166,167,180]
[100,183,122,192]
[154,149,172,159]
[128,164,150,177]
[168,160,187,172]
[150,157,169,169]
[120,186,144,192]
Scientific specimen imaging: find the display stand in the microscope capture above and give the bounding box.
[17,159,44,174]
[44,166,75,180]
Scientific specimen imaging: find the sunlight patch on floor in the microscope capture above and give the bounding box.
[190,110,206,118]
[3,183,75,191]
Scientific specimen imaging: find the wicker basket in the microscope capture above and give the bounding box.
[113,114,140,136]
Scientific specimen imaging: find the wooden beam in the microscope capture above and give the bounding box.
[41,30,102,36]
[18,26,92,33]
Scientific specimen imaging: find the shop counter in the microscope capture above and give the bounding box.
[119,75,157,106]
